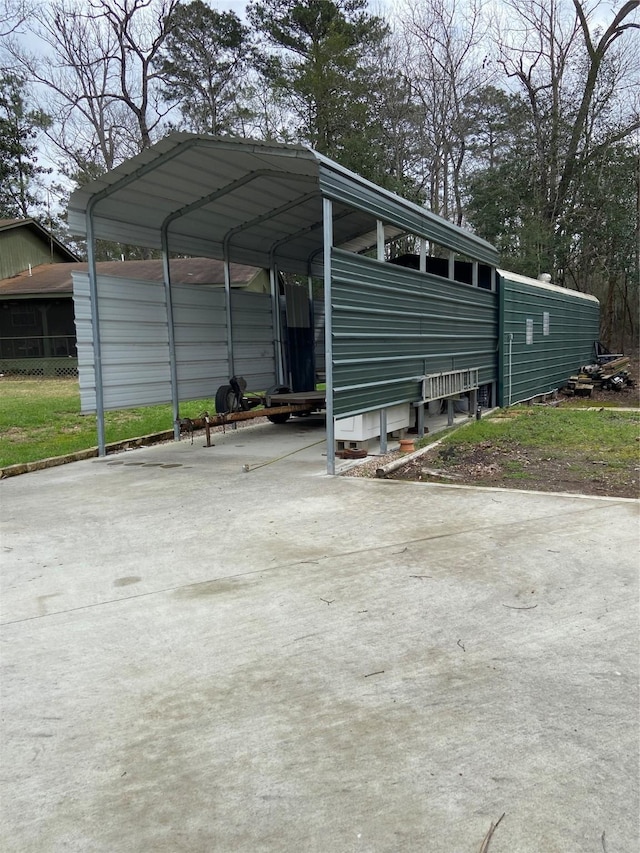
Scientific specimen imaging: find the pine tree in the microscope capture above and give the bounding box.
[247,0,390,182]
[0,72,51,219]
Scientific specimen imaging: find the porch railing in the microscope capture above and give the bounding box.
[0,335,77,359]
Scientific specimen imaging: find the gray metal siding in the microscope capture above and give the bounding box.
[173,285,227,401]
[230,290,277,391]
[498,273,600,405]
[330,250,498,417]
[73,273,170,411]
[73,272,275,412]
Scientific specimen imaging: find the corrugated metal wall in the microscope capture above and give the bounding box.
[172,284,227,400]
[319,167,499,267]
[498,272,600,405]
[229,289,277,390]
[73,272,275,412]
[331,250,498,417]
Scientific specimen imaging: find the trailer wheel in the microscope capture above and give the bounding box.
[215,384,237,415]
[266,384,292,424]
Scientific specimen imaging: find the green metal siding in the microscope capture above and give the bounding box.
[319,166,499,267]
[331,249,498,417]
[0,229,69,279]
[498,273,600,405]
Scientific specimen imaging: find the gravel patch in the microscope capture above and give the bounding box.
[339,449,409,478]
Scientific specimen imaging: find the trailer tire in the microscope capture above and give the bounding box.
[215,384,236,415]
[266,385,292,424]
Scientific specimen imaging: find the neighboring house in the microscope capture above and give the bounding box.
[0,218,80,374]
[0,218,268,376]
[0,217,79,280]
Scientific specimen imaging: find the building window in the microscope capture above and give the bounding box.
[10,305,37,328]
[526,318,534,345]
[543,312,550,336]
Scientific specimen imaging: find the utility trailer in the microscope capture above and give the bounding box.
[177,376,326,447]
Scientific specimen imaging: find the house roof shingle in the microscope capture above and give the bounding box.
[0,258,263,298]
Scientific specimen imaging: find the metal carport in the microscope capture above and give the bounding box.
[68,133,500,474]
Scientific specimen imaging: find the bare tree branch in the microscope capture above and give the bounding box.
[402,0,493,223]
[6,0,179,180]
[0,0,31,38]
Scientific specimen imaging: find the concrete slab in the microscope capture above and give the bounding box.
[1,420,638,852]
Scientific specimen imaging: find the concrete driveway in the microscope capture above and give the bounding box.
[1,419,638,852]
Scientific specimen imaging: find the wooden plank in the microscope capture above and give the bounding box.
[575,384,593,397]
[601,356,629,372]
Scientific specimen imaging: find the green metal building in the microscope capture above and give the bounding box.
[498,270,600,406]
[331,251,498,418]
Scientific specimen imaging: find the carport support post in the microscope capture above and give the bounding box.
[323,197,335,475]
[161,228,180,441]
[376,220,385,262]
[224,256,234,377]
[270,262,285,385]
[470,387,478,418]
[86,206,106,456]
[379,409,387,453]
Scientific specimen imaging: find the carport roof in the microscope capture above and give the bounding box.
[68,133,499,274]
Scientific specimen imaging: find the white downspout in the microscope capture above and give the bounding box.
[508,332,514,406]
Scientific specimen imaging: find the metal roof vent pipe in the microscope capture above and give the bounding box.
[537,273,552,283]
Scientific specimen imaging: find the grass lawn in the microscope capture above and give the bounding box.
[431,405,640,464]
[401,405,640,498]
[0,378,213,468]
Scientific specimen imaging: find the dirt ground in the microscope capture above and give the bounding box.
[386,435,639,499]
[346,357,640,499]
